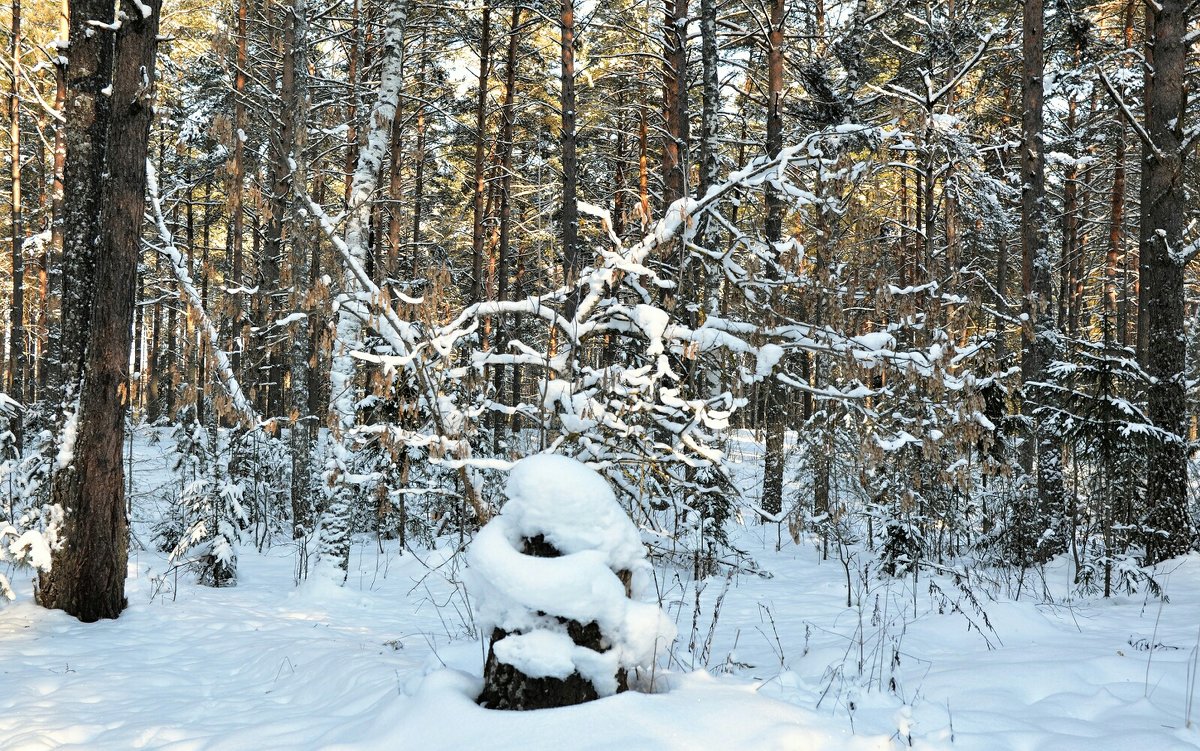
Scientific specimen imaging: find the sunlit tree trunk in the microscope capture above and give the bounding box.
[471,2,491,305]
[40,0,160,622]
[560,0,579,320]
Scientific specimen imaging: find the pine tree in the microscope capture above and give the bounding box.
[39,0,161,622]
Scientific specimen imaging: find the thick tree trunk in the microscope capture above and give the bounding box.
[1141,0,1192,562]
[661,0,688,207]
[50,0,112,423]
[39,0,114,613]
[1019,0,1065,562]
[40,0,160,622]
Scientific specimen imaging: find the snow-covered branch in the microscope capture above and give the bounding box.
[145,160,263,432]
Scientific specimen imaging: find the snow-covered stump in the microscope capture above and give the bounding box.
[468,455,674,710]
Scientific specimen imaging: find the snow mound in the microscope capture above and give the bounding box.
[397,668,888,750]
[467,455,675,696]
[502,454,645,570]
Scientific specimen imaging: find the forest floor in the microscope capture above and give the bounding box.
[1,428,1199,749]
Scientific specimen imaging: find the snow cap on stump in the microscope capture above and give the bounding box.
[468,454,675,709]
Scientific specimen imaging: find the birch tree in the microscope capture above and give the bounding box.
[317,0,412,579]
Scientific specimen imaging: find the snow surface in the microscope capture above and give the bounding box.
[1,430,1200,749]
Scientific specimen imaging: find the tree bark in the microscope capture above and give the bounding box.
[318,0,412,579]
[697,0,720,319]
[9,0,24,413]
[229,0,248,378]
[1140,0,1192,562]
[343,0,360,208]
[492,5,521,444]
[560,0,580,320]
[761,0,786,519]
[471,2,491,305]
[661,0,688,207]
[50,0,113,426]
[279,0,314,543]
[1018,0,1065,562]
[40,0,160,622]
[409,39,427,278]
[44,0,67,401]
[1109,0,1136,349]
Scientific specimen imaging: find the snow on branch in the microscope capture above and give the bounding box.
[145,160,263,432]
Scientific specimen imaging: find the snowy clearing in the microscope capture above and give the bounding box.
[2,433,1199,750]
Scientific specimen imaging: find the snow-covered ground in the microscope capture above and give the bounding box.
[2,431,1200,750]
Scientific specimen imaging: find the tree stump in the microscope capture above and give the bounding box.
[468,456,673,710]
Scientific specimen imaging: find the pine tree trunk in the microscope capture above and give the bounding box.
[1018,0,1066,562]
[40,0,115,613]
[40,0,160,622]
[1141,0,1192,562]
[1108,1,1135,349]
[492,5,521,445]
[697,0,720,319]
[1060,95,1077,335]
[44,0,67,402]
[284,0,314,544]
[261,0,294,420]
[659,0,690,325]
[51,0,113,424]
[471,3,491,305]
[560,0,580,320]
[410,40,426,278]
[343,0,360,208]
[228,0,247,378]
[638,99,649,233]
[384,41,406,277]
[697,0,719,206]
[760,0,786,519]
[661,0,688,207]
[197,181,211,426]
[9,0,24,415]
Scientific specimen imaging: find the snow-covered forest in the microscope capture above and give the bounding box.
[2,0,1200,747]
